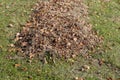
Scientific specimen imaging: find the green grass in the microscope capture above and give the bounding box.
[0,0,120,80]
[87,0,120,67]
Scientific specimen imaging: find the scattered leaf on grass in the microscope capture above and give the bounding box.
[14,64,21,68]
[75,77,84,80]
[106,77,113,80]
[25,22,32,27]
[9,44,15,47]
[7,24,14,27]
[8,48,16,52]
[21,67,27,71]
[6,5,10,9]
[27,75,33,80]
[82,65,90,71]
[0,46,3,52]
[98,58,105,66]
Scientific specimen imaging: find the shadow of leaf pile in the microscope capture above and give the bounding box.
[15,0,102,58]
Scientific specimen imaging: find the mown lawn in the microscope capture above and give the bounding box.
[0,0,120,80]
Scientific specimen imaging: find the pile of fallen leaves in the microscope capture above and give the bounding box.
[15,0,102,58]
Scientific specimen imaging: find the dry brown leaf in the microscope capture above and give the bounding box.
[14,0,102,59]
[21,67,27,71]
[21,42,28,47]
[8,23,13,27]
[25,22,32,27]
[14,64,21,68]
[75,77,84,80]
[98,58,105,66]
[106,77,113,80]
[82,65,90,71]
[10,44,15,47]
[29,53,35,59]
